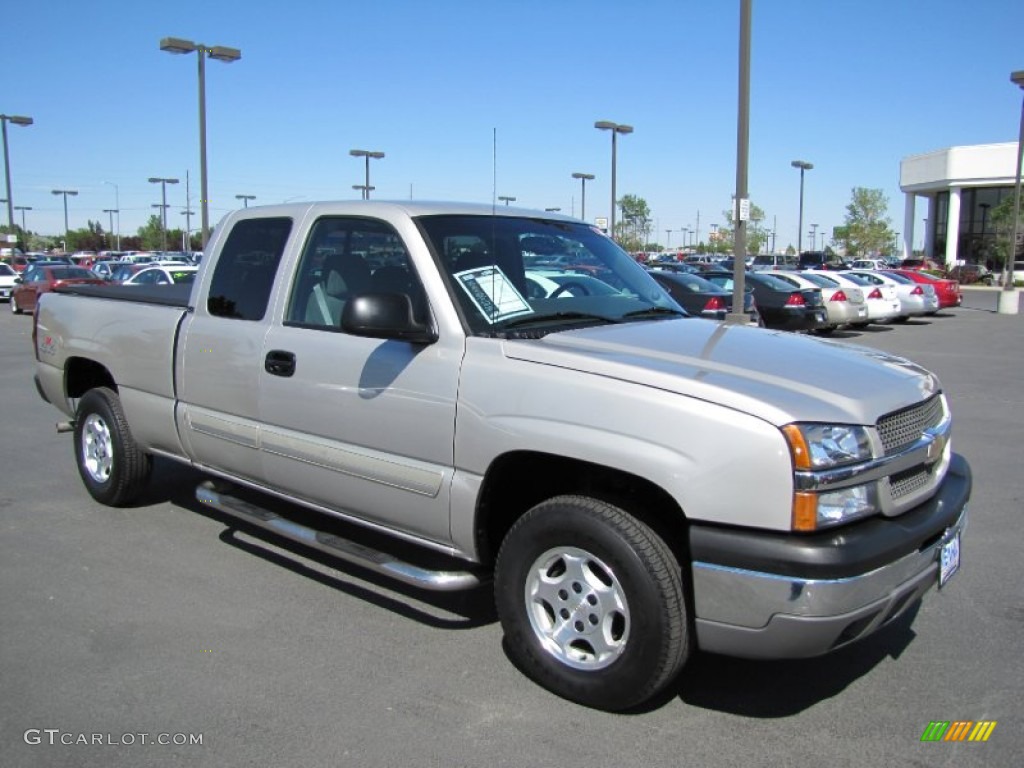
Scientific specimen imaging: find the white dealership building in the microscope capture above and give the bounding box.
[899,141,1020,267]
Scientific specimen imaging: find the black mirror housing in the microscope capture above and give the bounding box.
[341,293,437,344]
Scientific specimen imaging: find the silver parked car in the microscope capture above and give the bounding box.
[846,270,938,320]
[806,270,901,326]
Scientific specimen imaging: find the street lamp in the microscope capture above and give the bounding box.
[1,113,33,229]
[14,205,31,231]
[810,223,818,252]
[498,196,516,206]
[545,207,561,212]
[235,194,255,208]
[103,181,120,249]
[181,208,195,253]
[160,36,242,250]
[349,149,385,200]
[51,189,78,236]
[665,229,673,248]
[352,184,374,198]
[791,160,814,254]
[103,209,117,247]
[1004,69,1024,298]
[594,121,633,241]
[571,172,595,221]
[149,176,179,252]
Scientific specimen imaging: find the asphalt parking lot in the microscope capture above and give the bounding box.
[1,288,1021,768]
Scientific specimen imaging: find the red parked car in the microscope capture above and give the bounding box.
[10,264,106,314]
[884,269,961,309]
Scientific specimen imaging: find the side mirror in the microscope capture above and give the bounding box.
[14,277,23,284]
[341,293,437,344]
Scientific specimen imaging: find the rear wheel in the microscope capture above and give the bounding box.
[74,387,152,506]
[494,495,689,711]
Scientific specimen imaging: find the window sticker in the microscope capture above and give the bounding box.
[454,265,532,324]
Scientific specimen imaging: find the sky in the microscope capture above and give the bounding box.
[4,0,1023,252]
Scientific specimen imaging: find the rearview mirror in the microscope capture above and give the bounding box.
[341,293,437,344]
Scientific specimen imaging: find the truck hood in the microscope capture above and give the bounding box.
[502,318,941,426]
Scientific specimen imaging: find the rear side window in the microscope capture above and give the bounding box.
[207,217,292,320]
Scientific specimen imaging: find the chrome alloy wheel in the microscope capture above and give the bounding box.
[524,546,630,670]
[81,412,114,484]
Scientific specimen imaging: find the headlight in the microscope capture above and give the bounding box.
[782,424,872,470]
[783,423,877,531]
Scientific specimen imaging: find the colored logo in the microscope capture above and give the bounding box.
[921,721,996,742]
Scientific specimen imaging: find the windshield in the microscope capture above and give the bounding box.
[417,215,681,335]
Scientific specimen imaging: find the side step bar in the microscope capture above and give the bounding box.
[196,481,486,592]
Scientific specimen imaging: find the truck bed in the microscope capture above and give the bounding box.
[53,282,193,307]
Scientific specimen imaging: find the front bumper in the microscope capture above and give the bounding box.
[689,452,971,658]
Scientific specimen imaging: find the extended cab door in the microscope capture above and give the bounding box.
[257,215,461,546]
[176,216,294,483]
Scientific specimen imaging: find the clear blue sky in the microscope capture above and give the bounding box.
[4,0,1023,251]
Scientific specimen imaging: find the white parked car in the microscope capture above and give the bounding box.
[122,265,199,286]
[850,259,887,270]
[845,270,938,319]
[0,262,18,301]
[833,271,902,325]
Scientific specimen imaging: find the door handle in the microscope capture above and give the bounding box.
[264,350,296,377]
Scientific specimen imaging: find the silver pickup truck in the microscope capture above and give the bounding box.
[33,201,970,711]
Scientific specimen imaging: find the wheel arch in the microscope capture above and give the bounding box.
[475,450,689,569]
[65,357,117,400]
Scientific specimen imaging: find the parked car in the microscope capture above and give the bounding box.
[899,258,942,271]
[885,269,962,309]
[10,265,106,314]
[8,254,39,272]
[122,265,200,286]
[810,271,901,327]
[850,259,887,270]
[797,251,848,271]
[108,264,149,283]
[947,263,994,286]
[771,270,868,333]
[703,270,828,332]
[845,270,938,319]
[0,262,18,301]
[750,253,797,272]
[647,269,760,324]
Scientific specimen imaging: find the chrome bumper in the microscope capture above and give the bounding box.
[689,453,970,658]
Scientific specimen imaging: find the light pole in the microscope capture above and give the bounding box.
[103,181,120,249]
[103,209,117,247]
[571,172,595,221]
[352,184,374,198]
[235,194,255,208]
[810,223,818,252]
[594,121,633,241]
[545,207,561,212]
[51,189,78,238]
[181,209,195,253]
[1,113,33,229]
[1003,69,1024,301]
[14,205,31,231]
[149,177,179,252]
[791,160,813,254]
[727,0,752,325]
[160,37,242,250]
[349,149,384,200]
[498,196,516,206]
[665,229,673,248]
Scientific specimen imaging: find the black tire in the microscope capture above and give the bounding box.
[73,387,152,506]
[814,327,835,336]
[851,321,870,329]
[494,495,689,711]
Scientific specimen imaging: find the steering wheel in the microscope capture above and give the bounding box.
[549,281,590,298]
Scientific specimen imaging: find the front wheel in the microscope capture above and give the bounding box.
[494,495,689,711]
[74,387,152,506]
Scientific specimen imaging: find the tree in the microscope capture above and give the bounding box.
[988,195,1021,269]
[719,201,767,254]
[616,194,651,252]
[841,188,893,257]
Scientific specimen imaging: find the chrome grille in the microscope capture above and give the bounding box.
[877,395,943,455]
[886,468,932,499]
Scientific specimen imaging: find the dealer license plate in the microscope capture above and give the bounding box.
[939,532,960,587]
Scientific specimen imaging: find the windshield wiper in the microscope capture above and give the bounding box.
[621,306,688,320]
[499,311,620,330]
